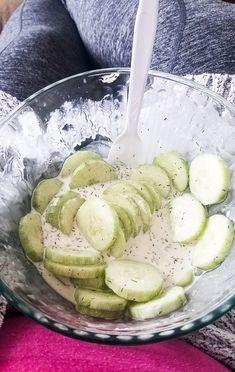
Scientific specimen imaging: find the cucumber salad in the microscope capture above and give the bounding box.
[19,150,234,321]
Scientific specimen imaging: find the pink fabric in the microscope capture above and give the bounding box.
[0,316,229,372]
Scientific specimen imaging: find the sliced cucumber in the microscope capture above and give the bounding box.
[118,218,126,232]
[74,288,127,311]
[140,180,161,211]
[154,152,189,192]
[76,197,119,252]
[103,181,138,197]
[109,228,126,258]
[189,154,230,205]
[61,150,101,177]
[45,247,103,265]
[193,214,234,270]
[173,269,194,287]
[32,178,62,214]
[42,268,76,305]
[105,259,163,302]
[44,260,105,279]
[75,305,124,319]
[131,164,171,198]
[103,194,142,237]
[129,286,186,320]
[70,160,117,188]
[46,191,78,227]
[46,191,85,235]
[19,213,44,262]
[72,276,107,290]
[104,180,154,215]
[127,193,152,233]
[125,180,155,213]
[58,195,85,235]
[170,193,207,243]
[106,203,133,240]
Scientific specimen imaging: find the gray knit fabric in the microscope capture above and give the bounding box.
[64,0,235,75]
[0,0,235,100]
[0,0,94,100]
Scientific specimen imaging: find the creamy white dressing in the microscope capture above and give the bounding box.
[33,164,196,304]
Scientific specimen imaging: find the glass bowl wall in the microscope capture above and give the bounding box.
[0,69,235,345]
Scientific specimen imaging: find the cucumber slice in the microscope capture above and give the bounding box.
[118,218,125,232]
[193,214,234,270]
[46,191,84,232]
[61,151,101,177]
[46,191,77,227]
[189,154,230,205]
[58,195,85,235]
[45,247,103,265]
[173,269,194,287]
[131,164,171,198]
[44,260,105,279]
[75,305,124,320]
[32,178,62,214]
[42,268,76,305]
[105,259,163,302]
[125,180,155,213]
[129,286,186,320]
[103,193,142,237]
[154,152,189,192]
[70,160,117,188]
[140,180,161,211]
[74,288,127,311]
[72,277,107,290]
[104,180,154,215]
[127,193,152,233]
[106,203,133,240]
[76,197,119,252]
[104,182,148,232]
[103,181,138,197]
[170,193,207,243]
[109,228,126,258]
[19,213,44,262]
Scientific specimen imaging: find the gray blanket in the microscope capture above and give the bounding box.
[0,73,234,370]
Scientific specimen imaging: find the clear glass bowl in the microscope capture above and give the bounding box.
[0,68,235,345]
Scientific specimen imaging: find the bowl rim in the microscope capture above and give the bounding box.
[0,67,235,345]
[0,67,234,128]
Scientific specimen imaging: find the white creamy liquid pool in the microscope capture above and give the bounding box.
[33,164,195,304]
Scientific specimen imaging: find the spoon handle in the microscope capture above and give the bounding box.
[125,0,160,135]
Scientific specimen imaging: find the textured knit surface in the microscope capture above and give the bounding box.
[0,0,94,100]
[0,316,229,372]
[64,0,235,74]
[0,0,235,100]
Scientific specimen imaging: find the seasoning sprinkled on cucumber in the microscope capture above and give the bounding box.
[193,214,234,270]
[189,154,230,205]
[105,259,163,302]
[129,286,186,320]
[170,193,207,243]
[154,152,188,192]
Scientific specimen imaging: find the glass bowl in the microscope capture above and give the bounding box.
[0,68,235,345]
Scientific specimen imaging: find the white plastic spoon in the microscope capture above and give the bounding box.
[108,0,160,166]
